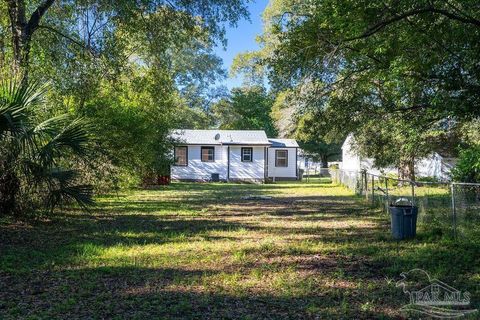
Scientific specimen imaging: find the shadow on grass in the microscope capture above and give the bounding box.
[1,180,479,319]
[0,265,398,319]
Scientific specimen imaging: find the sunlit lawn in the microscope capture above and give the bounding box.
[1,178,479,319]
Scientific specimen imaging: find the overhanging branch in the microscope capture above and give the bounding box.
[26,0,56,34]
[345,6,480,42]
[37,25,94,54]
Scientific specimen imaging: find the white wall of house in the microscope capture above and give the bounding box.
[416,153,456,181]
[341,135,362,171]
[267,148,298,178]
[229,146,265,180]
[341,134,455,180]
[172,145,301,181]
[416,153,442,179]
[171,145,228,181]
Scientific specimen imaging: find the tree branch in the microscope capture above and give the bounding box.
[37,25,94,54]
[345,6,480,42]
[26,0,56,34]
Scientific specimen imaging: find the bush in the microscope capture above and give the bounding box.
[417,176,442,183]
[0,80,94,216]
[451,146,480,183]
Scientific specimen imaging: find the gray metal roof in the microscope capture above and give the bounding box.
[268,139,299,148]
[172,129,271,145]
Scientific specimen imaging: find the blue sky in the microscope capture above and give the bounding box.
[214,0,269,89]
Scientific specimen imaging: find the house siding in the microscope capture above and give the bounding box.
[171,145,228,181]
[341,135,361,171]
[267,147,298,179]
[341,134,455,180]
[171,146,299,181]
[171,145,266,182]
[229,146,265,181]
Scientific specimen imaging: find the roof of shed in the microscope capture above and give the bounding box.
[268,139,299,148]
[171,129,271,145]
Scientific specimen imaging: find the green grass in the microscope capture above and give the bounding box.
[1,178,479,319]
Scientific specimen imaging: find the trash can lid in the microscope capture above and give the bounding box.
[392,197,413,207]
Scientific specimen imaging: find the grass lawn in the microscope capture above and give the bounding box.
[1,178,479,319]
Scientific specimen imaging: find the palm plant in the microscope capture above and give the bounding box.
[0,79,94,216]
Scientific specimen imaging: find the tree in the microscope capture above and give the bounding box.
[235,0,480,179]
[5,0,56,73]
[295,112,342,168]
[2,0,249,78]
[0,79,93,216]
[212,86,278,137]
[269,89,341,167]
[1,1,250,187]
[451,120,480,182]
[452,146,480,182]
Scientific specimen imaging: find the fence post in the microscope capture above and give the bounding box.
[385,177,389,213]
[450,183,457,240]
[363,170,368,202]
[411,182,415,206]
[371,174,375,206]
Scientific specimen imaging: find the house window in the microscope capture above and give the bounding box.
[241,147,253,162]
[174,146,188,166]
[201,146,215,162]
[275,150,288,167]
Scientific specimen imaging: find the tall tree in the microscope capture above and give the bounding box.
[234,0,480,179]
[2,0,249,79]
[212,86,278,137]
[5,0,55,73]
[295,112,342,168]
[1,0,249,186]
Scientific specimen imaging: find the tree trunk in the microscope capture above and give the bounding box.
[0,161,20,216]
[320,155,328,168]
[6,0,56,79]
[398,157,416,181]
[7,0,29,75]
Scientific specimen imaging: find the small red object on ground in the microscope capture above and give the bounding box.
[157,175,171,185]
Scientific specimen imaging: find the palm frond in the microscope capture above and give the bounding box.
[0,78,95,216]
[37,117,92,167]
[43,168,95,211]
[0,79,48,136]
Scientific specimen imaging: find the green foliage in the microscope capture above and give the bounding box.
[0,79,93,216]
[236,0,480,177]
[230,51,265,86]
[212,86,278,137]
[295,111,342,167]
[0,0,250,193]
[452,146,480,182]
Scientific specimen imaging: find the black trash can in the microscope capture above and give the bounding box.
[389,205,418,240]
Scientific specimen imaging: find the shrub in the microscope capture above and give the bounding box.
[0,79,94,216]
[451,146,480,183]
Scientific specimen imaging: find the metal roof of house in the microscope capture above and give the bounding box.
[268,139,299,148]
[171,129,271,145]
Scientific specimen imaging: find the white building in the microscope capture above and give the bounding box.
[170,130,300,182]
[341,134,456,181]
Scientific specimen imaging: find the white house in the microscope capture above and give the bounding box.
[170,129,300,182]
[341,134,456,181]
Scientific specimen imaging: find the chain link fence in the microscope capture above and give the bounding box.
[451,183,480,238]
[312,168,480,239]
